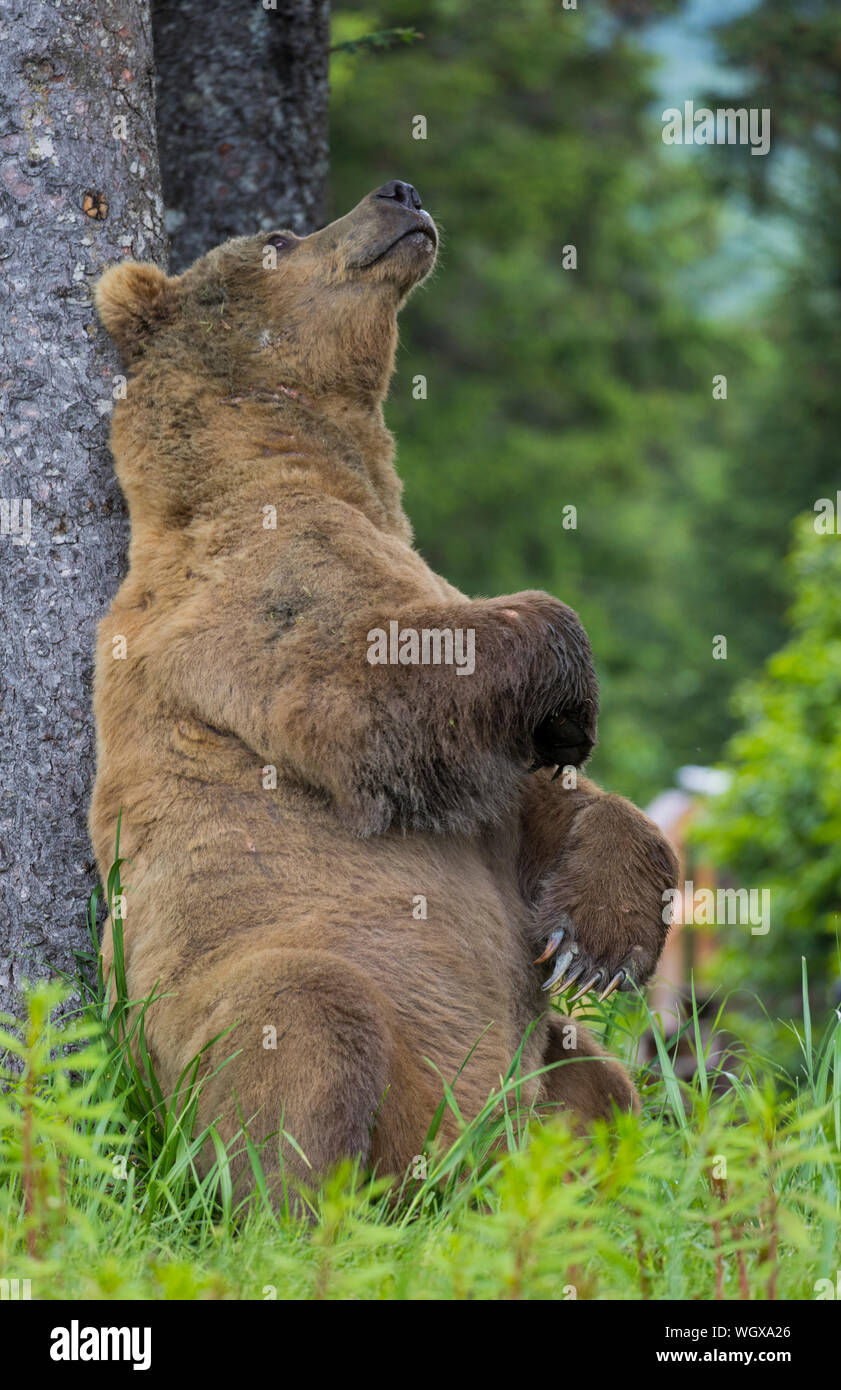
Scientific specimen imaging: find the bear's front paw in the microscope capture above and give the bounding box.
[489,592,598,767]
[531,709,595,771]
[533,795,679,1002]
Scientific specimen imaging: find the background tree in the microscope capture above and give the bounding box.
[153,0,330,270]
[631,0,841,808]
[688,0,841,1028]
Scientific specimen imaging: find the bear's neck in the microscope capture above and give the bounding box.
[116,377,412,544]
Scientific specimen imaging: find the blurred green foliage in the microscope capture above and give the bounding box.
[329,0,840,814]
[687,0,841,1014]
[694,517,841,1015]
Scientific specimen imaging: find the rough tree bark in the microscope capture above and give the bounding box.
[0,0,167,1023]
[152,0,330,270]
[0,0,331,1023]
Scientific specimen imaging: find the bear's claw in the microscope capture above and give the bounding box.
[533,925,567,965]
[598,969,626,1002]
[536,920,630,1004]
[569,969,604,1003]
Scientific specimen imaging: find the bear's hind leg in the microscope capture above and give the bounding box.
[537,1012,639,1124]
[189,949,396,1204]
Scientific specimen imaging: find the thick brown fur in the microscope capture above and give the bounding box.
[90,184,678,1200]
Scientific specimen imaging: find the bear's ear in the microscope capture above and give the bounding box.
[94,261,176,360]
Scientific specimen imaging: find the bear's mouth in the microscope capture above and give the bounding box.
[358,222,437,269]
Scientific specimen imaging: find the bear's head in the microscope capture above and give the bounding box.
[95,180,438,406]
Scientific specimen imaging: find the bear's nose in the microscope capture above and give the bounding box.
[374,179,423,211]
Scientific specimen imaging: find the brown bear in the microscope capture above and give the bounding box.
[90,180,677,1198]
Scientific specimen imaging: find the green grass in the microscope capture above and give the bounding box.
[1,854,840,1299]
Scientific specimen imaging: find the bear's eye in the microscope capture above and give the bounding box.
[265,232,295,252]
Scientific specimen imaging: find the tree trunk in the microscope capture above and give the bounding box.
[152,0,330,271]
[0,0,331,1025]
[0,0,167,1022]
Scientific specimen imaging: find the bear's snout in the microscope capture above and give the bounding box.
[373,178,424,211]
